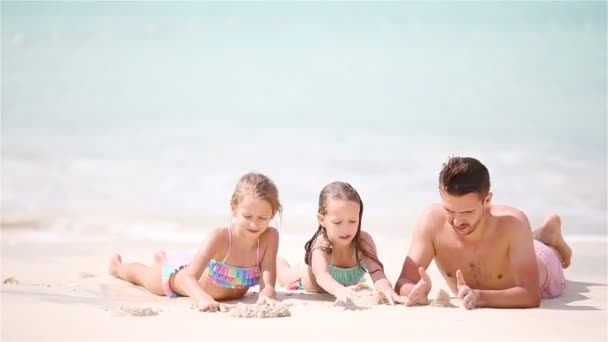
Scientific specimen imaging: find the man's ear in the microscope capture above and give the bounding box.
[484,192,493,206]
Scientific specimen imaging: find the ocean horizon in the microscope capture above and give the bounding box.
[2,2,606,239]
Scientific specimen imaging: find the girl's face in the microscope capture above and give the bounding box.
[318,199,360,246]
[233,196,273,239]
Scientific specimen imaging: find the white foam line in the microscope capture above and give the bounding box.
[4,231,606,245]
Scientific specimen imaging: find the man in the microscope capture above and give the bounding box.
[395,156,572,309]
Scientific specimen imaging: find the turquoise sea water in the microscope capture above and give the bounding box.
[2,2,606,239]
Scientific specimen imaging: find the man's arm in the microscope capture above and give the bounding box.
[395,206,438,297]
[475,216,541,308]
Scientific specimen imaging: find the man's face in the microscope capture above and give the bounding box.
[440,189,490,236]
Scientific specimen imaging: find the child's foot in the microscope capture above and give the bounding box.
[109,254,122,277]
[533,214,572,268]
[153,250,167,264]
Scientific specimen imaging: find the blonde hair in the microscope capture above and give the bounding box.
[230,172,282,217]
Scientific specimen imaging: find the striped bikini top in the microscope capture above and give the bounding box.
[206,227,260,289]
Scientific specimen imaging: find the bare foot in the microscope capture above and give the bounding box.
[109,254,122,277]
[533,214,572,268]
[153,250,167,264]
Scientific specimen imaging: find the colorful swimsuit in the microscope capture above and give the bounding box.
[161,227,260,298]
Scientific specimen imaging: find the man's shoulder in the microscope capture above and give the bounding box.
[422,203,447,220]
[491,205,531,233]
[417,204,446,232]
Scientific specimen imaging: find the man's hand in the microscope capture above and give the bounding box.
[405,267,432,306]
[456,270,478,310]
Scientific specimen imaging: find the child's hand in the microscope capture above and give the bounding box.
[347,282,370,292]
[405,267,432,306]
[378,288,407,305]
[256,294,277,306]
[335,287,359,304]
[198,300,221,312]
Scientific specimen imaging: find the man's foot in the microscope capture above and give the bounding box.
[109,254,122,277]
[533,214,572,268]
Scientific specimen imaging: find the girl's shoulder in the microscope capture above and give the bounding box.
[259,227,279,245]
[310,234,331,252]
[358,230,375,244]
[192,227,229,261]
[357,230,378,258]
[205,226,230,245]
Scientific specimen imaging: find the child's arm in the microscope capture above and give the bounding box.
[179,228,224,311]
[360,231,406,305]
[309,242,354,301]
[256,228,279,305]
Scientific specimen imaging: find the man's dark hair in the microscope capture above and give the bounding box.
[439,156,491,196]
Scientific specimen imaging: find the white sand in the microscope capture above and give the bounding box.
[1,230,606,341]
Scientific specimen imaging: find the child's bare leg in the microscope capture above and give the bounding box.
[299,265,324,292]
[277,257,299,287]
[532,214,572,268]
[109,251,167,295]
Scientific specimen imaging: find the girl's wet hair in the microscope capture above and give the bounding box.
[230,172,282,218]
[303,181,383,272]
